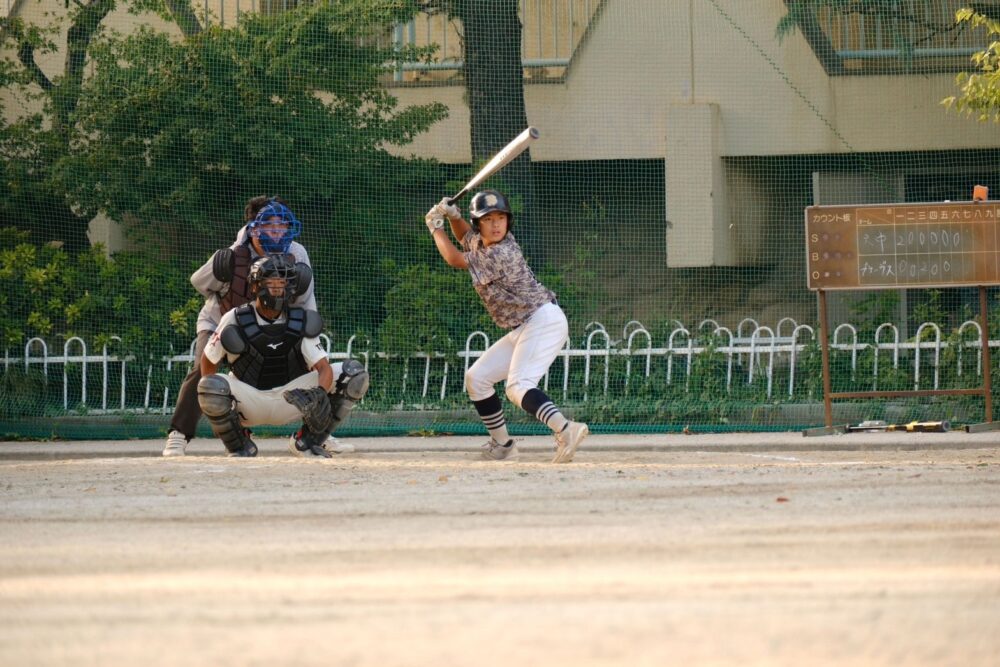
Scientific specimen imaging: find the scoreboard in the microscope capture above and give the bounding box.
[805,202,1000,290]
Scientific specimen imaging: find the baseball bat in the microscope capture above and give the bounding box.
[845,420,951,433]
[447,127,540,206]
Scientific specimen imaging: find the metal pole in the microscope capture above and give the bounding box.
[981,285,993,422]
[819,290,833,428]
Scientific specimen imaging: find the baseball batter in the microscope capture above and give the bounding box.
[424,190,589,463]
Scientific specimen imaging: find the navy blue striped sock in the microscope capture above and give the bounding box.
[519,388,569,434]
[472,393,510,444]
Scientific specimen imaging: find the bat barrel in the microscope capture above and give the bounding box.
[450,127,540,204]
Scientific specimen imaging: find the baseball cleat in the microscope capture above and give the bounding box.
[228,439,258,458]
[162,430,187,457]
[481,438,518,461]
[288,431,333,458]
[552,421,588,463]
[325,435,355,454]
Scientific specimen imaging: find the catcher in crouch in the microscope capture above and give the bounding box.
[424,189,589,463]
[197,254,369,457]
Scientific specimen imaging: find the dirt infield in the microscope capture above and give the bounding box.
[1,433,999,667]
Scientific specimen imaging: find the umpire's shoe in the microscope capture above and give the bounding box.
[552,421,588,464]
[162,430,187,457]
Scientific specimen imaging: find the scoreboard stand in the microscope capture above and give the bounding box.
[802,200,998,436]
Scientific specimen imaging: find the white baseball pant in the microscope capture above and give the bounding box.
[225,362,345,427]
[465,302,568,406]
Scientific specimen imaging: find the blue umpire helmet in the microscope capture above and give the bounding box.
[247,199,302,254]
[468,190,512,231]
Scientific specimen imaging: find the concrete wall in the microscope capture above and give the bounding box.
[391,1,1000,161]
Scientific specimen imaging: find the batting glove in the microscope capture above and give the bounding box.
[425,198,457,234]
[435,197,461,220]
[424,209,444,234]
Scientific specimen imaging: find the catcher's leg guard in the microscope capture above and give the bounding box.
[197,374,257,456]
[328,359,370,432]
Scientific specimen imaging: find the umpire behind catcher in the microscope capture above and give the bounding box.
[197,254,369,458]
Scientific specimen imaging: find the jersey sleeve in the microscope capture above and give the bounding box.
[203,310,236,365]
[191,235,245,297]
[300,336,328,370]
[189,255,221,298]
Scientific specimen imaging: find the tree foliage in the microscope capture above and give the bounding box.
[942,8,1000,122]
[0,227,197,354]
[56,1,448,248]
[1,0,459,342]
[0,1,449,249]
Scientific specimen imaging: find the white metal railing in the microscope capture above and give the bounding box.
[184,0,599,76]
[4,317,999,414]
[390,0,599,81]
[820,0,989,61]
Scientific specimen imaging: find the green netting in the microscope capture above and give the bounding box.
[2,0,999,440]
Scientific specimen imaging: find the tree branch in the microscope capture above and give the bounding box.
[58,0,115,128]
[65,0,114,87]
[162,0,203,38]
[16,40,54,92]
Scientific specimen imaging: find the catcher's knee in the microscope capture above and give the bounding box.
[198,374,254,455]
[197,374,234,417]
[335,359,370,401]
[313,360,370,434]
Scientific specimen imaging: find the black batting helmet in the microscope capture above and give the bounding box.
[248,254,298,312]
[468,190,512,231]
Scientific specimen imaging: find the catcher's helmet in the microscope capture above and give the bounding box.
[468,190,512,231]
[248,254,297,313]
[247,199,301,254]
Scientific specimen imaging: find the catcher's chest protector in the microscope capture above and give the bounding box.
[220,245,254,316]
[229,306,310,390]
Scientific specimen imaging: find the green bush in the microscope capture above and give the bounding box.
[1,227,196,357]
[378,262,499,356]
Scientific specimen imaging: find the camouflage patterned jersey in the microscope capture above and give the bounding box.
[461,231,556,329]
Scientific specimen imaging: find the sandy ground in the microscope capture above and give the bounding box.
[1,432,999,667]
